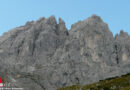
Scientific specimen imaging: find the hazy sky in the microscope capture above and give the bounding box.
[0,0,130,35]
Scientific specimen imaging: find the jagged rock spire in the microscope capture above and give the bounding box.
[58,17,67,31]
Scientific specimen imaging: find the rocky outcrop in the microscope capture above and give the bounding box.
[0,15,130,90]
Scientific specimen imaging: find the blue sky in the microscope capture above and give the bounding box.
[0,0,130,35]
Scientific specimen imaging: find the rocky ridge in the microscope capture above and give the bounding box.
[0,15,130,90]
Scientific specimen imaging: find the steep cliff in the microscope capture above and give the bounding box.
[0,15,130,90]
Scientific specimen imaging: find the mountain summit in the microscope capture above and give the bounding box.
[0,15,130,90]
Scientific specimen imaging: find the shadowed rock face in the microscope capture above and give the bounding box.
[0,15,130,90]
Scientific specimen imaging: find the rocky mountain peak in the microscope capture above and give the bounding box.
[59,17,65,25]
[119,30,129,36]
[35,16,57,28]
[70,15,113,43]
[115,30,129,41]
[47,16,57,25]
[58,18,67,32]
[86,14,103,23]
[70,14,109,33]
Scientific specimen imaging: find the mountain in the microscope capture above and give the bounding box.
[0,15,130,90]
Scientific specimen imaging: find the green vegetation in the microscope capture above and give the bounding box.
[57,73,130,90]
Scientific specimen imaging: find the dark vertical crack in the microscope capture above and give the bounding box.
[114,44,120,64]
[17,38,25,56]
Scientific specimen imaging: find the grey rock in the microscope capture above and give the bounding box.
[0,15,130,90]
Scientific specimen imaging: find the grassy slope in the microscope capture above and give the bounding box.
[57,74,130,90]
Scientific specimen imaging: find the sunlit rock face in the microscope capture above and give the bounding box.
[0,15,130,90]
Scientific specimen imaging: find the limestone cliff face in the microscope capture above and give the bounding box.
[0,15,130,90]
